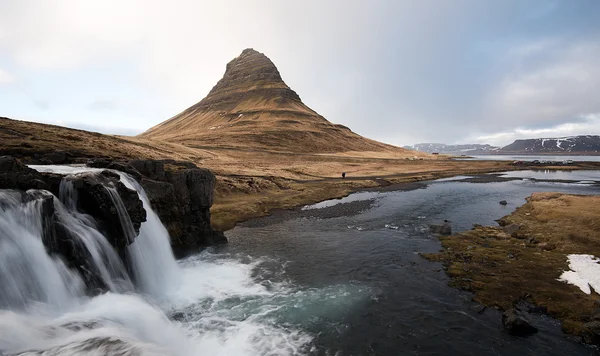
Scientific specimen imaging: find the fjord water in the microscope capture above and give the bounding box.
[224,171,600,355]
[458,155,600,162]
[1,168,599,355]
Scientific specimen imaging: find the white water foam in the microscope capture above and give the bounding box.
[0,165,336,355]
[0,190,84,311]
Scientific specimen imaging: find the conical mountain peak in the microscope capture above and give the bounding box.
[141,49,407,154]
[202,48,301,107]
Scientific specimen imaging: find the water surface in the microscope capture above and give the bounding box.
[219,170,600,355]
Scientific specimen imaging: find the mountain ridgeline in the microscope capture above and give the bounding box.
[141,48,411,154]
[407,135,600,155]
[404,143,499,155]
[500,136,600,154]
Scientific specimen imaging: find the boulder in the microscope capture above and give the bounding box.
[430,222,452,235]
[499,200,508,205]
[502,308,538,336]
[582,321,600,345]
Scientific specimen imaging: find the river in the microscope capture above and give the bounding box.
[1,168,599,355]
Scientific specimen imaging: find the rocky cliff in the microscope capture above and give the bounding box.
[1,155,224,254]
[140,48,409,154]
[88,158,226,251]
[0,156,146,289]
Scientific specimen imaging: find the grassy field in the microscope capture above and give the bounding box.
[3,116,599,230]
[424,193,600,343]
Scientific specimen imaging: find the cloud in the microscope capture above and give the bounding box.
[486,41,600,129]
[469,113,600,146]
[88,99,118,111]
[0,0,598,146]
[0,67,14,84]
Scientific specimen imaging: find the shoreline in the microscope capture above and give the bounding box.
[424,192,600,345]
[211,161,600,231]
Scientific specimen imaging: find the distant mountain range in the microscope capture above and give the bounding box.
[406,135,600,155]
[500,135,600,154]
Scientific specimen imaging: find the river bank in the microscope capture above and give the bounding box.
[424,192,600,345]
[210,161,600,230]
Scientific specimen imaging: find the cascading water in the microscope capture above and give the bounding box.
[116,173,180,297]
[0,190,84,311]
[0,165,317,356]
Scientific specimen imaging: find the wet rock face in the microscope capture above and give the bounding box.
[87,159,142,181]
[128,159,226,249]
[0,156,146,252]
[65,171,146,249]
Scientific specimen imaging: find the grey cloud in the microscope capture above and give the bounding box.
[88,99,118,111]
[1,0,599,146]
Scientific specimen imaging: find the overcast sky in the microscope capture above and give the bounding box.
[1,0,599,147]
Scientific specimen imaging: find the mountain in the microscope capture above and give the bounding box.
[500,135,600,154]
[404,143,500,155]
[141,48,412,155]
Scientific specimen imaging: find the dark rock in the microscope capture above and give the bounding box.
[129,159,166,181]
[430,222,452,235]
[582,320,600,344]
[516,300,547,314]
[87,159,142,181]
[64,171,146,250]
[45,151,70,164]
[0,155,32,172]
[502,308,538,336]
[0,156,62,192]
[140,164,226,249]
[171,312,186,321]
[17,190,109,292]
[499,200,508,205]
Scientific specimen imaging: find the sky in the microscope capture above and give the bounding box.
[0,0,599,147]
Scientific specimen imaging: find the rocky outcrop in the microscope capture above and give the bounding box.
[0,155,62,191]
[127,159,226,249]
[502,308,538,336]
[87,159,142,181]
[0,156,146,251]
[0,156,146,291]
[64,171,146,248]
[1,155,224,254]
[429,221,452,235]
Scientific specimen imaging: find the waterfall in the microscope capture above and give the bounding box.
[0,190,84,311]
[0,165,314,356]
[0,165,181,306]
[55,180,134,293]
[117,173,180,297]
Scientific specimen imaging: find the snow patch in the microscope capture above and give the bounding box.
[558,254,600,294]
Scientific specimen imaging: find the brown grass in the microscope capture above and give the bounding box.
[3,116,599,231]
[424,193,600,341]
